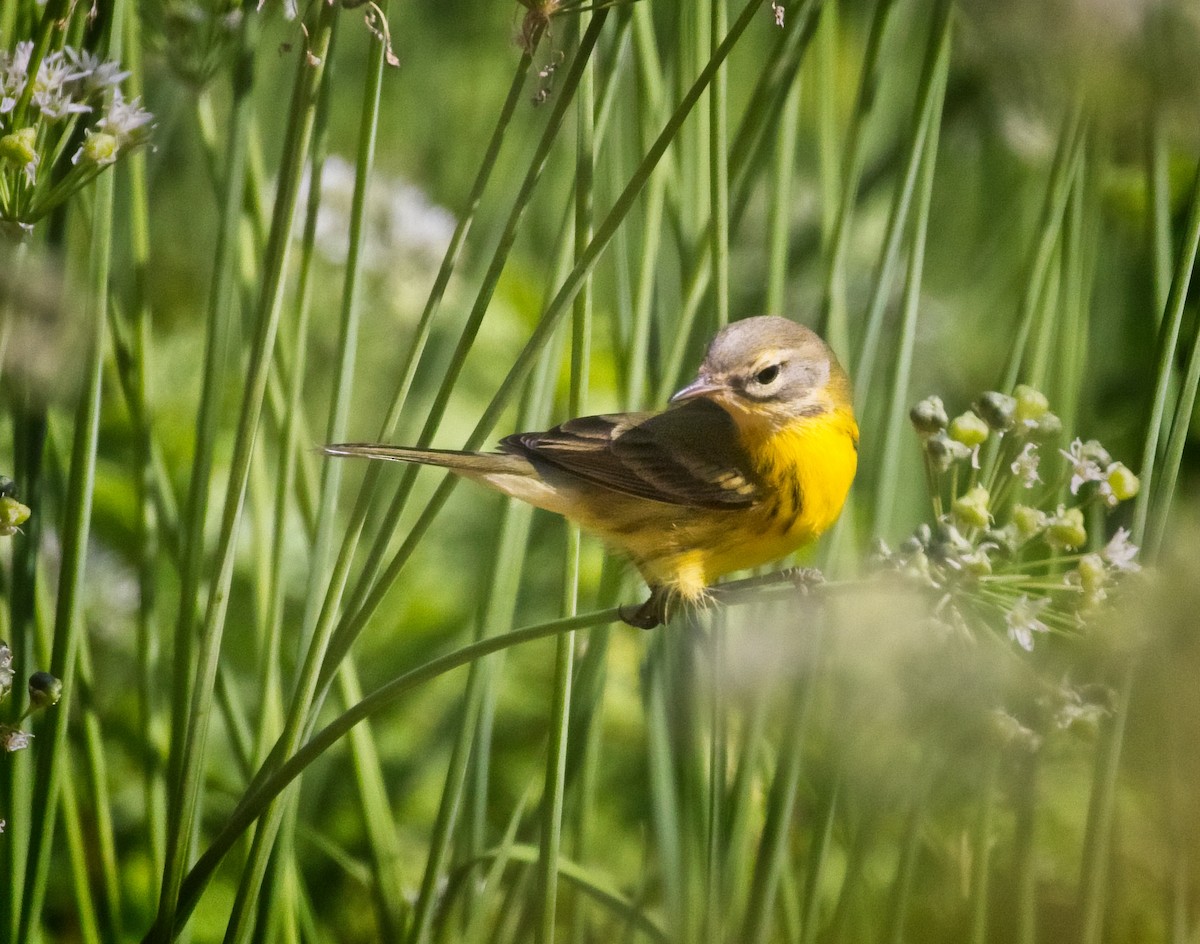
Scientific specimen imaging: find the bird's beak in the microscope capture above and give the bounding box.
[670,377,726,404]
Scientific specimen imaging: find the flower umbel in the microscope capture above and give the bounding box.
[880,388,1141,651]
[0,41,153,226]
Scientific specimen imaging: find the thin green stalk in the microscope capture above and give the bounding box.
[459,844,670,943]
[151,7,336,939]
[818,0,899,358]
[1147,111,1172,320]
[567,623,610,944]
[1055,146,1095,439]
[236,41,331,944]
[766,67,803,314]
[164,13,258,810]
[742,631,824,944]
[969,749,1000,944]
[886,780,929,944]
[798,779,839,944]
[657,0,824,401]
[219,4,395,937]
[1026,236,1064,394]
[120,0,167,877]
[220,36,541,884]
[1134,158,1200,548]
[1011,751,1039,944]
[158,608,624,940]
[336,661,407,939]
[644,637,688,941]
[459,790,534,942]
[407,334,565,944]
[719,677,769,922]
[1078,663,1133,944]
[1147,263,1200,557]
[57,754,102,944]
[814,0,841,246]
[850,37,943,413]
[18,124,115,944]
[705,615,726,944]
[871,3,950,537]
[710,0,729,330]
[334,12,608,634]
[76,635,122,940]
[1000,105,1086,392]
[539,16,596,941]
[2,245,40,944]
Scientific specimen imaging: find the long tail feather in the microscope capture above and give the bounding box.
[322,442,532,477]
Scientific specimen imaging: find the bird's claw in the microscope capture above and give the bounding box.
[619,587,672,630]
[783,567,825,593]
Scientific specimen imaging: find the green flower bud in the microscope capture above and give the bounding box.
[1030,411,1062,441]
[975,391,1017,431]
[925,430,972,472]
[81,131,119,166]
[952,485,991,530]
[27,672,62,711]
[1012,504,1047,539]
[0,496,30,537]
[1077,553,1107,596]
[1047,507,1087,550]
[1105,463,1139,502]
[1014,385,1050,424]
[0,127,37,168]
[949,411,990,448]
[909,396,948,435]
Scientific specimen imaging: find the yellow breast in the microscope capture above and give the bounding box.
[616,406,858,601]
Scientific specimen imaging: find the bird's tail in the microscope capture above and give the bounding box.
[322,442,532,477]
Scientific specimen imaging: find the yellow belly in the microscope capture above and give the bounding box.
[580,408,859,602]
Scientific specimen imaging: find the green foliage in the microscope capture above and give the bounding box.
[0,0,1198,942]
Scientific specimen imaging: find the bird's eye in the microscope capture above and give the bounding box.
[754,364,781,386]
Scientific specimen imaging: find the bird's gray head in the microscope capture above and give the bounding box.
[671,316,853,428]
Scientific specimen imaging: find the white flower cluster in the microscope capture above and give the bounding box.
[1,41,152,226]
[875,387,1142,652]
[293,155,457,273]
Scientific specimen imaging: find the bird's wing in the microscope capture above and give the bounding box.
[500,399,760,509]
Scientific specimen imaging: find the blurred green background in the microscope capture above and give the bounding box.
[3,0,1200,941]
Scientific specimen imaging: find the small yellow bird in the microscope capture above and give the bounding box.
[325,316,858,627]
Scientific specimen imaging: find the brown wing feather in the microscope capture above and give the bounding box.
[500,399,760,509]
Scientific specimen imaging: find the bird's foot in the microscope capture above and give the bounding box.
[618,586,673,630]
[782,566,825,593]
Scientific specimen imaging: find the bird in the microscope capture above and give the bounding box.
[324,316,859,628]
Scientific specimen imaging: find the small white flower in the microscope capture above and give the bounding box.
[1006,594,1051,651]
[98,90,153,142]
[65,48,131,94]
[1059,438,1111,494]
[1101,527,1140,573]
[1,728,32,752]
[1010,442,1040,488]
